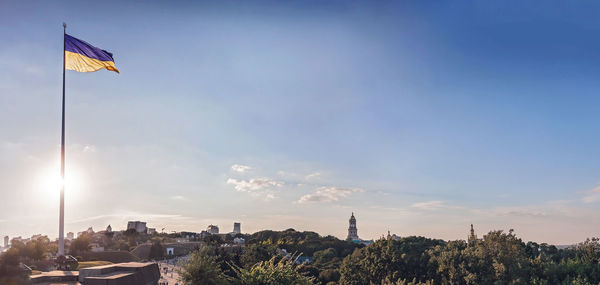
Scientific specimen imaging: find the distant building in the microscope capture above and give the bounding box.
[468,224,478,244]
[147,228,156,235]
[106,225,112,232]
[66,232,74,240]
[3,236,8,248]
[207,225,219,234]
[233,237,245,245]
[127,221,147,233]
[345,213,373,246]
[347,212,359,241]
[386,231,401,241]
[200,230,210,238]
[233,222,241,234]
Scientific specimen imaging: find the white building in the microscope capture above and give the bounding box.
[66,232,74,240]
[3,236,8,248]
[127,221,147,233]
[347,212,359,241]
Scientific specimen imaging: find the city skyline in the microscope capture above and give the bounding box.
[2,1,600,245]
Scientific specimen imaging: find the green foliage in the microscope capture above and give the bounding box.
[337,230,600,285]
[248,229,361,258]
[314,248,338,265]
[319,268,341,283]
[0,248,25,284]
[231,255,316,285]
[214,246,243,277]
[179,246,230,285]
[339,236,444,284]
[240,243,280,269]
[179,247,314,285]
[9,236,51,262]
[69,234,91,256]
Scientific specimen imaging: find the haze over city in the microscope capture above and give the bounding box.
[2,0,600,245]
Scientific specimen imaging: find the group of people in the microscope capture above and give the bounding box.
[155,255,190,285]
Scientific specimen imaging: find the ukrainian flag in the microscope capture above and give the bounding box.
[65,34,119,73]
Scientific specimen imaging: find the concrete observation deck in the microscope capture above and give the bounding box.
[30,262,160,285]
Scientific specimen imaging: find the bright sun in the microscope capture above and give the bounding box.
[36,165,83,201]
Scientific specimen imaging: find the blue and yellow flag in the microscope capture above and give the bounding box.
[65,34,119,73]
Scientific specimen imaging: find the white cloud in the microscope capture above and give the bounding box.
[227,178,283,192]
[582,185,600,203]
[411,200,446,210]
[170,195,186,201]
[231,164,252,173]
[305,172,321,180]
[227,177,284,200]
[297,186,363,204]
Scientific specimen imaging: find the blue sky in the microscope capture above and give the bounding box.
[1,1,600,244]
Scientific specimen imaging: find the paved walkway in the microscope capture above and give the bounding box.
[158,260,183,285]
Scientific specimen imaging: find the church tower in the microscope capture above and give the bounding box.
[347,212,359,241]
[468,224,477,244]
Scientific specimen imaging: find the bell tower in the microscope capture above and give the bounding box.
[347,212,359,241]
[468,224,477,244]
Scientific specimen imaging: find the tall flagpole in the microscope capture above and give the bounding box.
[58,22,66,257]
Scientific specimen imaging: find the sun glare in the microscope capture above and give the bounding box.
[35,165,83,202]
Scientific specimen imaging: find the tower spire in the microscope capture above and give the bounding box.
[347,212,359,241]
[468,224,477,244]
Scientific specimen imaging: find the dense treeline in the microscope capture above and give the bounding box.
[246,229,363,258]
[0,236,54,285]
[337,230,600,284]
[3,229,600,284]
[179,229,600,285]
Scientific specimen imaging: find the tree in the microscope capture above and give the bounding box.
[0,248,28,285]
[339,237,443,284]
[26,236,50,261]
[241,244,279,269]
[179,246,230,285]
[319,268,341,284]
[313,248,337,265]
[231,255,316,285]
[123,228,139,247]
[464,230,531,284]
[428,240,469,284]
[69,234,91,256]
